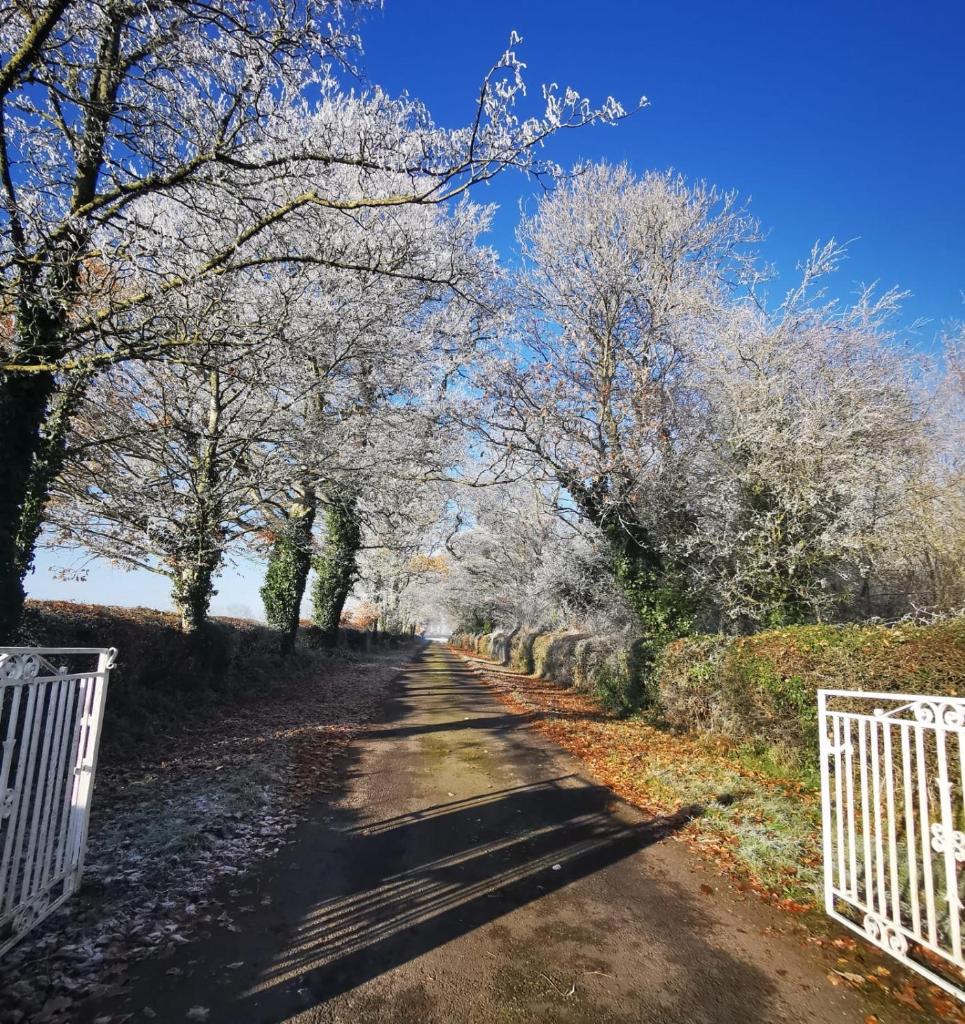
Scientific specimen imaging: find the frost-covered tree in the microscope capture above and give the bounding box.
[873,325,965,615]
[0,3,628,638]
[415,477,630,635]
[351,478,460,637]
[692,243,931,628]
[48,345,288,632]
[255,187,494,649]
[485,165,758,649]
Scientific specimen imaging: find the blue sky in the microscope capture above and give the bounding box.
[28,0,965,616]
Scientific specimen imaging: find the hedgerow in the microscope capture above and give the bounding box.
[18,600,401,761]
[453,617,965,751]
[654,619,965,761]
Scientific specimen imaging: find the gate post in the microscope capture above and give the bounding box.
[70,647,115,884]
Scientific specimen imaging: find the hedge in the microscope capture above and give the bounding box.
[654,619,965,759]
[450,617,965,755]
[17,601,399,760]
[450,627,643,713]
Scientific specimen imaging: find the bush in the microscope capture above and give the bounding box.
[586,637,649,716]
[532,631,587,685]
[449,627,646,715]
[487,629,513,664]
[654,618,965,760]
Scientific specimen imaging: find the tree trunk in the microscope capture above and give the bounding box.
[261,482,317,653]
[171,369,224,635]
[172,557,220,634]
[0,370,58,641]
[311,495,361,647]
[15,373,90,580]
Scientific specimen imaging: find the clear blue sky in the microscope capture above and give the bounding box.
[28,0,965,616]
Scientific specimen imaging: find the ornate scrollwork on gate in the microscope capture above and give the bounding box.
[930,823,965,862]
[0,653,41,680]
[913,700,965,728]
[863,913,909,956]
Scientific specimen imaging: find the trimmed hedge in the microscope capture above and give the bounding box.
[451,617,965,754]
[654,619,965,758]
[18,601,397,760]
[532,631,585,683]
[510,629,541,674]
[451,627,642,714]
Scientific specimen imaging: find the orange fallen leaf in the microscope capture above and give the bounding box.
[892,984,924,1011]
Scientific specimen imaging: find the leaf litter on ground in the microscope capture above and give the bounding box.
[0,644,415,1024]
[453,648,965,1024]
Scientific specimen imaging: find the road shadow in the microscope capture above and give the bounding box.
[78,646,781,1024]
[254,778,695,1009]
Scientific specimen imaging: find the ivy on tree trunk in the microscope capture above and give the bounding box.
[0,371,57,641]
[170,369,226,634]
[172,554,220,634]
[261,483,317,653]
[311,495,361,647]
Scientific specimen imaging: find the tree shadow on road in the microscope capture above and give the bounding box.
[78,649,784,1024]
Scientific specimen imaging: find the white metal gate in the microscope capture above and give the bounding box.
[819,689,965,1001]
[0,647,115,956]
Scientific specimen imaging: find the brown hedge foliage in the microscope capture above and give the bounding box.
[17,601,391,761]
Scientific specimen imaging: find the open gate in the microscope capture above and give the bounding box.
[819,689,965,1001]
[0,647,115,956]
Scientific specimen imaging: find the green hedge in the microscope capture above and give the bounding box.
[654,619,965,759]
[452,618,965,752]
[532,631,587,683]
[450,627,643,715]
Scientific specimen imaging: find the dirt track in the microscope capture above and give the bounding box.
[80,642,896,1023]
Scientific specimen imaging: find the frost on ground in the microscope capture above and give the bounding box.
[0,643,414,1024]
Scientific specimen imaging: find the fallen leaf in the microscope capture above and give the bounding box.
[831,970,865,987]
[892,984,924,1011]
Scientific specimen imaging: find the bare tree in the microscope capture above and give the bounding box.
[0,4,629,637]
[483,165,758,651]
